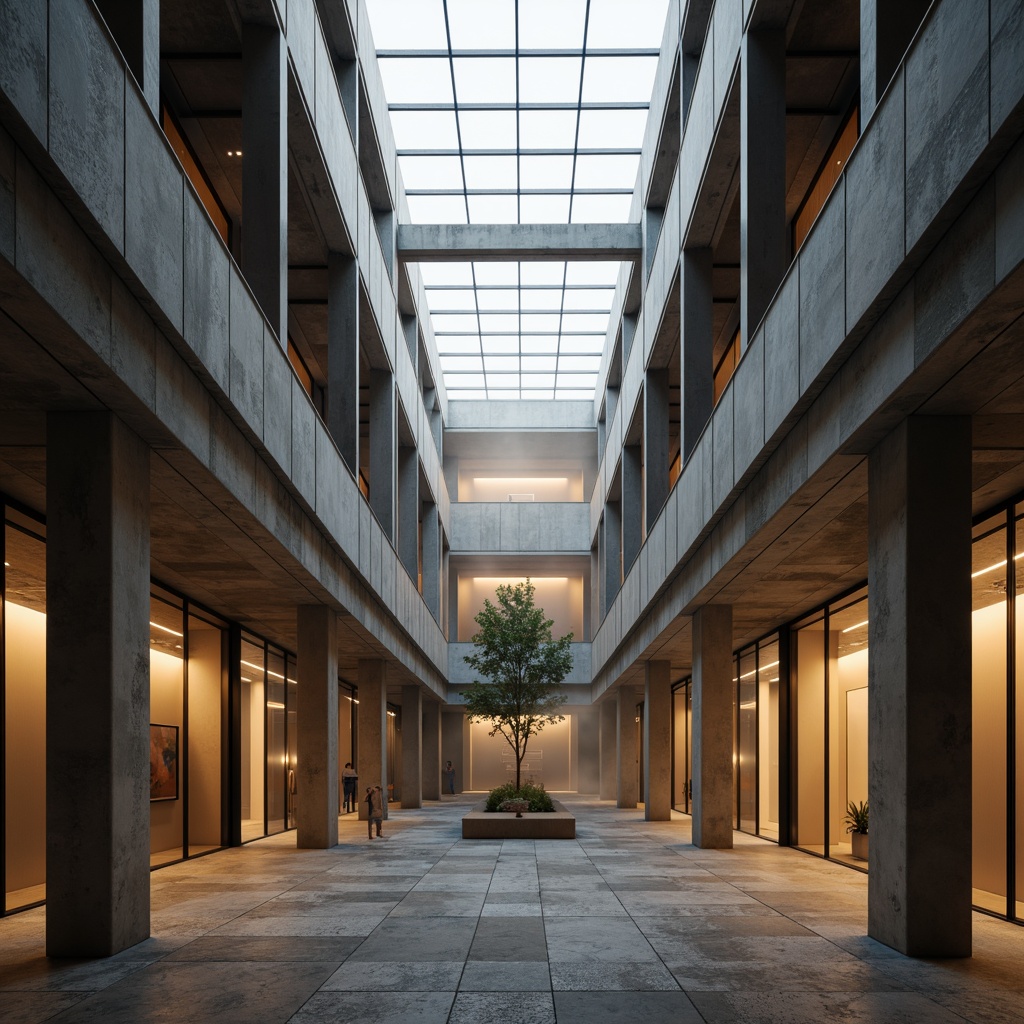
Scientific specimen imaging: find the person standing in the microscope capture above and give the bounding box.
[444,760,456,796]
[341,762,358,813]
[367,785,384,839]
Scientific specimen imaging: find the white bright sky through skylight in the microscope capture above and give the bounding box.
[364,0,670,401]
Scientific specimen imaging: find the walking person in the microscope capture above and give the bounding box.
[444,760,456,796]
[342,762,358,813]
[367,785,384,839]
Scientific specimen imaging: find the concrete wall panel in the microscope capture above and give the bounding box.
[209,407,257,511]
[262,328,292,476]
[914,180,995,366]
[798,178,846,392]
[15,153,111,361]
[995,134,1024,283]
[732,329,764,482]
[124,87,183,333]
[846,72,905,330]
[711,386,734,511]
[49,0,125,249]
[0,0,47,144]
[762,267,799,439]
[290,375,316,507]
[905,0,989,249]
[110,278,156,410]
[991,0,1024,137]
[154,341,211,460]
[183,190,230,393]
[288,0,316,109]
[228,270,266,439]
[712,0,741,114]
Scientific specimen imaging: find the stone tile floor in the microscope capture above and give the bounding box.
[2,798,1023,1023]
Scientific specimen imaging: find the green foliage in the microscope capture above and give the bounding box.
[485,781,555,813]
[844,799,869,834]
[460,579,572,790]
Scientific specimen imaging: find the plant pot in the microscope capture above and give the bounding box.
[851,832,868,861]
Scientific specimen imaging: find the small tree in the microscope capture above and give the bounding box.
[460,579,573,791]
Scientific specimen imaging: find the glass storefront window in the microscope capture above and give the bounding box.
[757,638,780,841]
[267,649,287,835]
[737,649,756,834]
[973,513,1008,915]
[150,590,186,867]
[829,591,868,868]
[1016,513,1024,922]
[793,610,826,856]
[240,635,266,841]
[672,681,691,813]
[4,510,47,912]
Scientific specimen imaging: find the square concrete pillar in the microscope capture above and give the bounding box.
[616,687,639,808]
[644,369,670,530]
[692,605,733,848]
[369,369,396,540]
[576,707,600,793]
[242,21,287,346]
[46,412,150,957]
[296,605,338,848]
[860,0,930,120]
[422,698,441,800]
[441,711,464,793]
[622,446,643,573]
[740,28,786,347]
[421,501,441,622]
[680,247,713,461]
[327,253,360,475]
[644,661,672,821]
[602,500,621,615]
[397,445,418,581]
[357,659,388,819]
[401,685,423,808]
[599,699,617,800]
[868,417,972,957]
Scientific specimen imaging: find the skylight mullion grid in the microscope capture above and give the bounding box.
[389,101,651,111]
[378,48,658,57]
[515,1,524,397]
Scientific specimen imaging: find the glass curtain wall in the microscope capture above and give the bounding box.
[3,507,47,912]
[731,634,781,841]
[791,588,868,866]
[672,680,691,813]
[239,634,295,841]
[2,502,229,914]
[339,682,358,813]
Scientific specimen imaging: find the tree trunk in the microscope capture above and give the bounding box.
[515,753,522,791]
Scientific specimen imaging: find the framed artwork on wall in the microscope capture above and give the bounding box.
[150,723,179,801]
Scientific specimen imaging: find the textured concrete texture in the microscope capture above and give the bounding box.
[3,800,1023,1024]
[461,801,576,840]
[397,223,642,261]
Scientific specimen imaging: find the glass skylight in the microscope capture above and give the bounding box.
[365,0,670,399]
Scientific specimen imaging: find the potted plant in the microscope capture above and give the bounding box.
[844,799,869,861]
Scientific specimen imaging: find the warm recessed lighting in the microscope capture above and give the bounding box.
[267,701,285,710]
[841,619,869,633]
[241,658,286,681]
[150,620,183,637]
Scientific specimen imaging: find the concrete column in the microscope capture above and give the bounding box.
[616,688,639,808]
[860,0,930,120]
[576,708,600,793]
[327,253,359,475]
[644,661,672,821]
[603,500,621,614]
[740,28,786,348]
[421,501,441,622]
[692,605,733,849]
[644,369,670,529]
[357,660,388,820]
[46,412,150,957]
[96,0,159,115]
[369,369,396,539]
[296,606,338,848]
[622,445,643,572]
[401,685,423,809]
[680,247,713,461]
[422,699,441,800]
[599,699,617,800]
[241,21,288,346]
[441,711,464,793]
[868,417,972,957]
[397,445,418,580]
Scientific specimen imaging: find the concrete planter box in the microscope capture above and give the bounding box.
[462,800,576,839]
[851,832,869,861]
